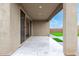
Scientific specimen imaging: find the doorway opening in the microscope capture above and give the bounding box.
[25,18,30,38]
[20,10,26,44]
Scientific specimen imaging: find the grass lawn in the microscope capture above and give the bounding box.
[50,32,79,36]
[50,32,79,42]
[53,38,63,42]
[50,32,63,42]
[50,32,63,36]
[78,32,79,36]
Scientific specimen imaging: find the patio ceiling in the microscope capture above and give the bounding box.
[21,3,62,21]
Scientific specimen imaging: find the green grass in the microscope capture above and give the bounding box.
[78,32,79,36]
[50,32,79,42]
[50,32,63,36]
[53,38,63,42]
[50,32,79,36]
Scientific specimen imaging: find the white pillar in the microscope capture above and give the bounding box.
[63,3,77,56]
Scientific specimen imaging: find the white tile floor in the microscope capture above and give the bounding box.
[11,36,64,56]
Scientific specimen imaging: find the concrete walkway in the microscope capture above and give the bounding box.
[11,36,64,56]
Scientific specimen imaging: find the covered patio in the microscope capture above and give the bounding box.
[12,36,64,56]
[0,3,78,56]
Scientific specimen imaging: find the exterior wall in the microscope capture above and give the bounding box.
[0,3,30,55]
[32,21,49,36]
[10,4,21,53]
[50,28,63,33]
[0,4,11,55]
[50,27,78,33]
[10,4,30,54]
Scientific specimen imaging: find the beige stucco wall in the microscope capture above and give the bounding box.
[10,4,21,53]
[0,3,11,55]
[10,4,30,55]
[0,3,29,55]
[32,21,49,36]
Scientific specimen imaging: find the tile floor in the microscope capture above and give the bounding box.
[11,36,64,56]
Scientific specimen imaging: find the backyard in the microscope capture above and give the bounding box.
[50,32,63,42]
[50,31,79,43]
[50,32,63,36]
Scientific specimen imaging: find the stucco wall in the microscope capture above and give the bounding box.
[10,4,29,54]
[32,21,49,36]
[0,3,11,55]
[10,4,21,53]
[50,28,63,33]
[0,3,30,55]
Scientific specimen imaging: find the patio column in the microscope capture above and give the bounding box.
[63,3,77,56]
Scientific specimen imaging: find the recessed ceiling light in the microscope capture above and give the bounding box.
[39,6,42,8]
